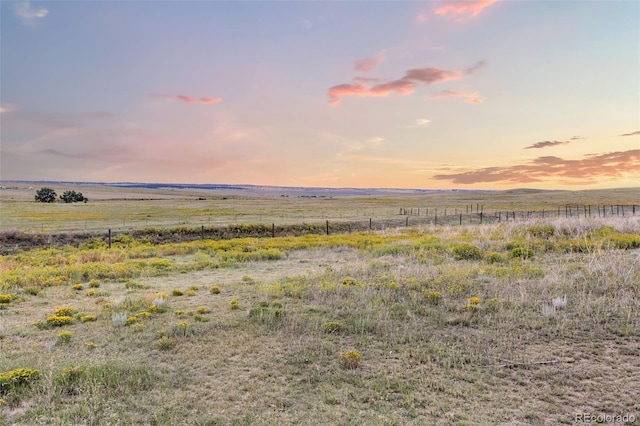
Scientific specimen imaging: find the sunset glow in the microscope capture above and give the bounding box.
[1,1,638,189]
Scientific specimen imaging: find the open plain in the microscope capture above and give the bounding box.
[1,184,639,425]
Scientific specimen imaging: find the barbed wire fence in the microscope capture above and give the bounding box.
[1,204,637,253]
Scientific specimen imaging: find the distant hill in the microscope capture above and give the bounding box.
[1,180,497,197]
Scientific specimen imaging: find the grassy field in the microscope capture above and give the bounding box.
[1,193,639,425]
[1,183,638,233]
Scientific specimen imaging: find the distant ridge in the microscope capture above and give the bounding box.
[1,180,495,196]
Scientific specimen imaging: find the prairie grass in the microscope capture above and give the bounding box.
[0,215,638,424]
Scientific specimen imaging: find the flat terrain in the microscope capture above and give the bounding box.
[1,186,639,424]
[1,183,638,233]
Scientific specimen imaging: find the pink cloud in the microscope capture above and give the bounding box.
[353,76,383,85]
[329,61,484,105]
[416,13,429,23]
[328,83,369,105]
[403,68,461,84]
[431,89,483,104]
[433,150,640,184]
[151,94,221,105]
[354,50,387,73]
[434,0,498,18]
[369,79,416,96]
[355,57,381,73]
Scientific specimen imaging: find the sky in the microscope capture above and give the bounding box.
[1,0,639,190]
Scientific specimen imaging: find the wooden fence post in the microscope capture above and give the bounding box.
[326,220,329,235]
[460,213,462,225]
[272,223,275,238]
[108,229,111,249]
[201,225,204,240]
[405,216,409,227]
[369,218,372,230]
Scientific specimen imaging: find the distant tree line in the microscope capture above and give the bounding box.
[34,187,88,203]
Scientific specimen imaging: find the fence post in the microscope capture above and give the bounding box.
[201,225,204,240]
[369,218,372,230]
[326,220,329,235]
[272,223,275,238]
[108,229,111,249]
[405,216,409,227]
[480,212,483,224]
[460,213,462,225]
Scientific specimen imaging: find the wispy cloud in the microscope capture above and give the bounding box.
[151,94,222,105]
[37,146,133,162]
[369,79,416,96]
[619,130,640,137]
[354,50,386,73]
[8,111,115,131]
[0,104,21,113]
[407,118,432,128]
[434,0,498,19]
[13,1,48,21]
[524,140,569,149]
[328,84,369,105]
[416,13,429,23]
[367,137,385,147]
[329,61,484,105]
[433,150,640,185]
[524,136,584,149]
[430,90,483,104]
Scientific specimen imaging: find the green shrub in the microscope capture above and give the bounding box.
[511,247,534,259]
[80,314,97,323]
[54,306,76,316]
[340,350,363,369]
[46,315,74,327]
[0,368,41,391]
[22,287,41,296]
[34,187,56,203]
[527,225,555,239]
[322,321,344,334]
[57,331,73,343]
[426,291,442,306]
[484,252,507,264]
[341,277,358,286]
[156,336,177,351]
[451,244,483,260]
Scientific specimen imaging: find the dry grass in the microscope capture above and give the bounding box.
[0,215,639,425]
[2,183,638,233]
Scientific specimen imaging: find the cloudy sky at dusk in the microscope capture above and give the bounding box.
[1,0,638,189]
